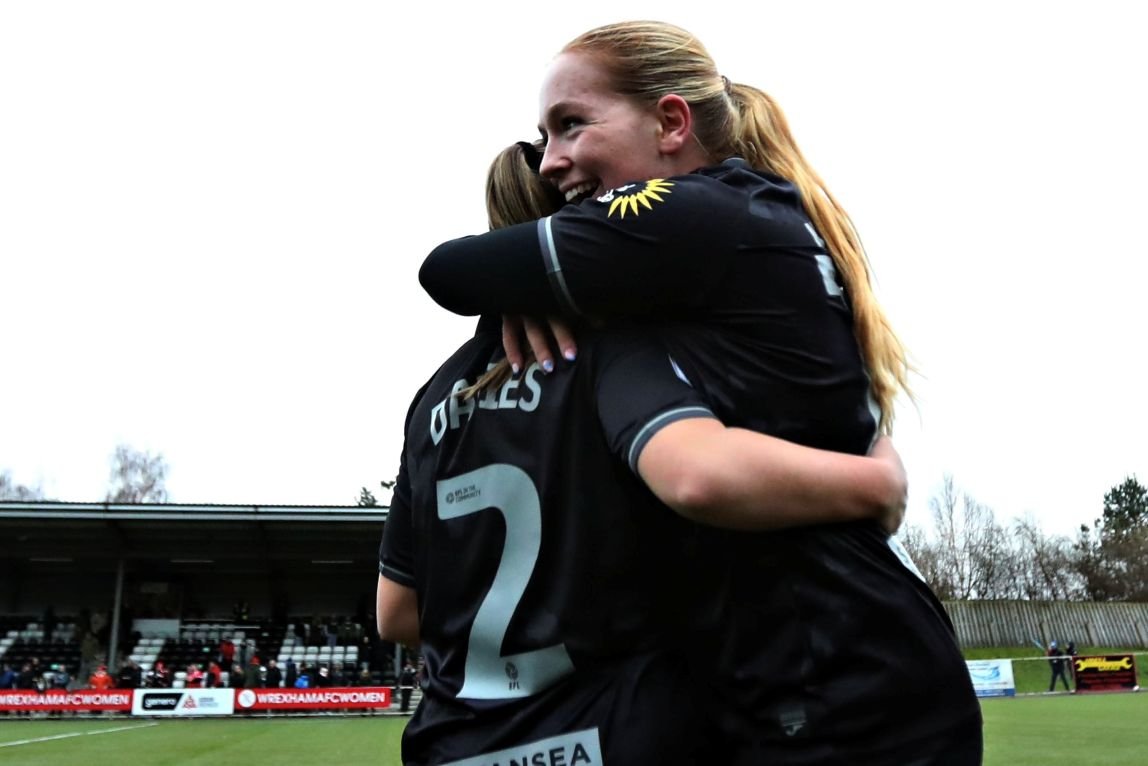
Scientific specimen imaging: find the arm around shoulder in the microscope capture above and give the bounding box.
[636,419,906,532]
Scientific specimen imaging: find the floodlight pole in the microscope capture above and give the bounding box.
[108,557,125,672]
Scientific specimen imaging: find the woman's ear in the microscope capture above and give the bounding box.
[655,94,693,155]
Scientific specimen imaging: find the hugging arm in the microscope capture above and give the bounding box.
[596,332,906,534]
[638,423,906,534]
[420,176,738,319]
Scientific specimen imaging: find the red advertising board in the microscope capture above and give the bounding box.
[1072,654,1140,693]
[234,686,392,711]
[0,689,134,712]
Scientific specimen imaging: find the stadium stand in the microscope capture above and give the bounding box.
[0,619,82,678]
[0,502,399,689]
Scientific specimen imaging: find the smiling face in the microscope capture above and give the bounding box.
[537,52,680,204]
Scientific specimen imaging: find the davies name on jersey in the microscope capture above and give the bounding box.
[430,361,546,445]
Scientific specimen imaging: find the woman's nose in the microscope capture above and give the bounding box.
[539,143,569,181]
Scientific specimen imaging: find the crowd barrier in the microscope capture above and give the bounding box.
[0,686,392,716]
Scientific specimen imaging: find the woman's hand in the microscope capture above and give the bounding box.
[869,436,908,535]
[502,315,578,373]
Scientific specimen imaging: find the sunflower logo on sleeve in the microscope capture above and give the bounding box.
[596,179,674,218]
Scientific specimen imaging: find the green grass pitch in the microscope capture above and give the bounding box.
[1,692,1145,764]
[0,716,408,766]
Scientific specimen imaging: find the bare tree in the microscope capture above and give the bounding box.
[904,475,1085,601]
[105,445,169,503]
[0,470,44,501]
[1011,515,1084,600]
[929,475,1006,599]
[896,522,946,592]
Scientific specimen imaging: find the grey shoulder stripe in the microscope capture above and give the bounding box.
[628,406,716,472]
[536,216,583,317]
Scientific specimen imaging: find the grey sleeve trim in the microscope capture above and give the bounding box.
[627,406,717,473]
[379,562,416,588]
[537,216,583,317]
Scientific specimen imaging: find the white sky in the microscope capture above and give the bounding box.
[2,2,1144,538]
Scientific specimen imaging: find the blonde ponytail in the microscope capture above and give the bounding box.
[730,82,912,432]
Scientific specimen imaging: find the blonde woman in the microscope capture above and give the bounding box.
[418,22,981,766]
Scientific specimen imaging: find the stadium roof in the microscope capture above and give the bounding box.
[0,501,389,576]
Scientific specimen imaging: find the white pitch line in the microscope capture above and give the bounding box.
[0,722,158,748]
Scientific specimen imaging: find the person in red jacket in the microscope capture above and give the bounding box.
[186,663,205,688]
[205,661,223,688]
[89,664,114,690]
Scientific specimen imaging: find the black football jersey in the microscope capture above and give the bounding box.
[380,321,720,764]
[420,161,981,762]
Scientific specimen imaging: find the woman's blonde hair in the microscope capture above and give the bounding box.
[486,141,564,230]
[564,21,912,432]
[465,142,565,397]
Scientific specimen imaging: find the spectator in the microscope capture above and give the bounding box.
[148,660,170,688]
[1048,640,1070,692]
[1065,640,1079,691]
[205,661,223,688]
[265,659,282,689]
[16,663,38,691]
[295,663,311,689]
[315,664,332,688]
[50,664,71,690]
[236,639,251,670]
[116,659,141,689]
[0,663,16,690]
[398,659,416,714]
[284,658,298,688]
[186,663,205,688]
[229,663,246,689]
[14,664,38,717]
[89,664,114,690]
[245,656,261,689]
[219,636,235,668]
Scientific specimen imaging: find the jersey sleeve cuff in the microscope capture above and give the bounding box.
[627,406,717,473]
[379,562,416,588]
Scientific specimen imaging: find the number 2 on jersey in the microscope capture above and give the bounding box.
[437,464,574,699]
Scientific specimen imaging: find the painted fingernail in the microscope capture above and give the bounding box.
[511,363,521,376]
[563,348,577,361]
[542,359,554,373]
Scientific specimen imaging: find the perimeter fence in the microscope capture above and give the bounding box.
[944,600,1148,648]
